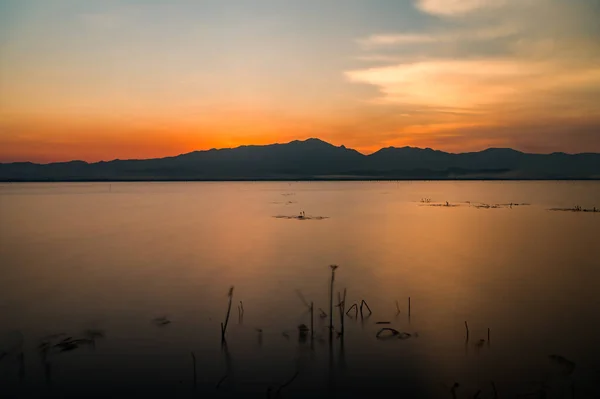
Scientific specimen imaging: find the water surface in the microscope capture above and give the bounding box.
[1,181,599,398]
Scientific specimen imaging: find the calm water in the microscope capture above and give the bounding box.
[1,181,599,398]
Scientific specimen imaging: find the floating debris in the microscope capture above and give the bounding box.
[375,321,391,325]
[273,214,329,220]
[152,316,172,327]
[420,202,459,208]
[549,206,598,213]
[376,328,411,340]
[422,201,530,209]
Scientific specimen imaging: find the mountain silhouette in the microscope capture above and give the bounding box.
[1,138,599,181]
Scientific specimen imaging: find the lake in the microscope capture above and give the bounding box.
[1,181,599,398]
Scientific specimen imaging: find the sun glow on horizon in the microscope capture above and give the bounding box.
[1,0,599,163]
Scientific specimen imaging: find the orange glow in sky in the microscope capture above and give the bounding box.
[1,0,599,163]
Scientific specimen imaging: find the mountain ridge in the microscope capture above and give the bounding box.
[1,138,599,181]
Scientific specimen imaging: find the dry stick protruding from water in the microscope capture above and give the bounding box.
[359,300,372,318]
[216,374,228,389]
[329,265,338,334]
[191,352,197,390]
[275,371,299,397]
[238,301,244,323]
[408,296,411,317]
[346,303,358,318]
[221,286,234,342]
[491,381,498,399]
[337,288,347,336]
[395,300,401,315]
[310,301,314,342]
[451,382,460,399]
[464,321,470,342]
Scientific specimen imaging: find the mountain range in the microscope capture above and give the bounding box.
[1,138,599,181]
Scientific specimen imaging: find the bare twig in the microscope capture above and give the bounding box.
[337,289,347,335]
[276,371,299,396]
[221,286,234,341]
[216,374,228,389]
[310,301,314,341]
[329,265,338,333]
[360,300,372,318]
[346,303,358,317]
[491,381,498,399]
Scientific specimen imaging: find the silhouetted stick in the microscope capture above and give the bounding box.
[216,374,228,389]
[464,321,469,342]
[346,303,358,317]
[295,290,310,309]
[329,265,338,334]
[408,296,411,317]
[491,381,498,399]
[221,286,234,341]
[276,371,299,396]
[191,352,197,389]
[337,292,346,336]
[395,300,401,315]
[451,382,460,399]
[310,301,314,341]
[360,300,372,318]
[473,389,481,398]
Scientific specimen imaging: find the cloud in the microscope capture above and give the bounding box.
[358,25,519,48]
[344,0,600,152]
[415,0,510,16]
[347,0,600,117]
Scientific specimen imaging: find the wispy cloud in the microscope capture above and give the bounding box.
[358,25,518,47]
[347,0,600,114]
[415,0,510,16]
[344,0,600,151]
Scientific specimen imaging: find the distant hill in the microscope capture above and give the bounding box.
[1,138,599,181]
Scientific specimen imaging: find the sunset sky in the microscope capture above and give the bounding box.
[1,0,600,163]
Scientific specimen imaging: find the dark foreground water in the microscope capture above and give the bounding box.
[1,181,599,398]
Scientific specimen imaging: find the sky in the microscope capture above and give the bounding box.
[1,0,600,163]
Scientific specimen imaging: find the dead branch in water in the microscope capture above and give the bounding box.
[360,300,372,318]
[221,286,234,342]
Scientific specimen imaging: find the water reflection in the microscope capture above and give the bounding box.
[1,182,600,397]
